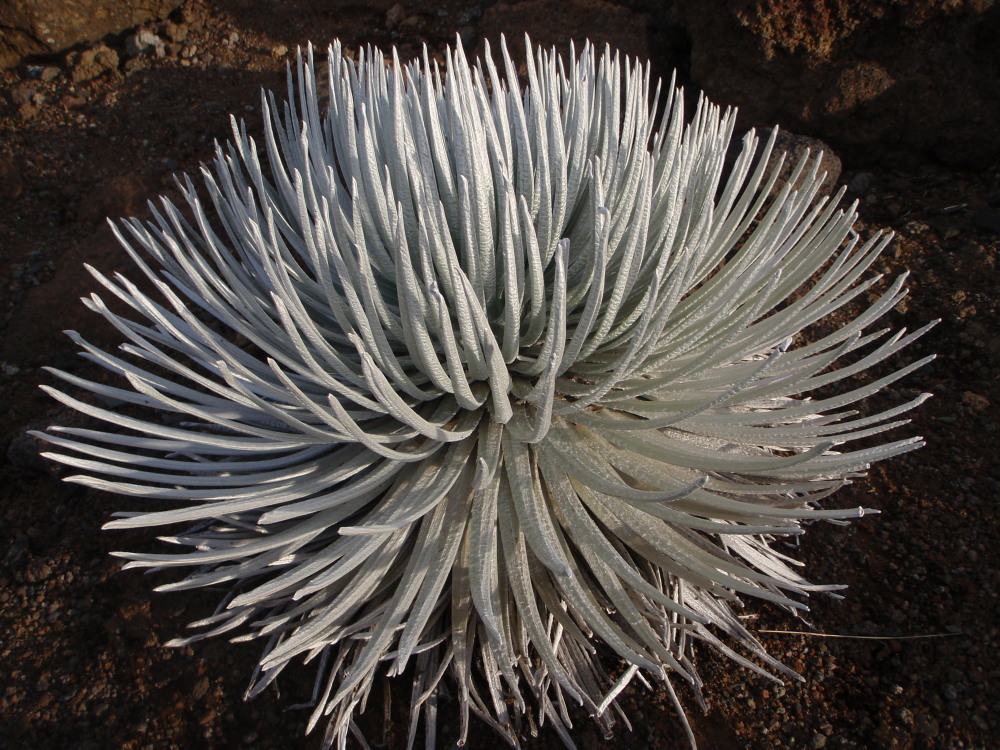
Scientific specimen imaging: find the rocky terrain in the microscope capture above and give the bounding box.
[1,1,997,749]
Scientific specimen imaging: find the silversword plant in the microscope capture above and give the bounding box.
[39,37,934,749]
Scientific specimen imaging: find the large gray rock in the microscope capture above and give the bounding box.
[0,0,181,68]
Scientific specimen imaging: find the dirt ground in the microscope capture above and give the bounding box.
[0,1,997,749]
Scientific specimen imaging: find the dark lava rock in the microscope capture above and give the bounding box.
[478,0,654,70]
[671,0,1000,168]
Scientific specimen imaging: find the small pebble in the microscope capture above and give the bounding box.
[848,172,873,194]
[386,3,405,28]
[192,676,210,699]
[164,21,188,43]
[126,29,165,58]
